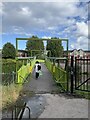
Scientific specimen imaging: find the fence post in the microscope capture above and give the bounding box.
[12,71,14,84]
[52,59,55,76]
[71,56,74,94]
[66,58,69,92]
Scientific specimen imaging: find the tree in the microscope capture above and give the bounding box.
[2,42,16,59]
[46,37,64,57]
[26,36,44,57]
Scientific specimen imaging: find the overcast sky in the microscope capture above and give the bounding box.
[1,0,90,50]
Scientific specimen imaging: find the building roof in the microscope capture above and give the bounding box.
[18,49,28,52]
[64,49,90,52]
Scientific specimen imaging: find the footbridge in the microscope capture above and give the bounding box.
[16,57,68,92]
[12,57,89,119]
[12,37,89,119]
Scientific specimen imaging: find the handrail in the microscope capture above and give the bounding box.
[12,104,31,119]
[17,59,36,83]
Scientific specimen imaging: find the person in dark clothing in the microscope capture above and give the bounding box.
[35,61,41,79]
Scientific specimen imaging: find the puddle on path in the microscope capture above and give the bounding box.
[22,94,48,118]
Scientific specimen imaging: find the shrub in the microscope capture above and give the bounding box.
[2,59,16,73]
[2,59,24,85]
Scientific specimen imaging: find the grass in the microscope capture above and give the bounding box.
[0,85,2,111]
[74,90,90,99]
[2,83,23,111]
[2,59,23,111]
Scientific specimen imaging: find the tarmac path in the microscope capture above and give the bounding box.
[23,63,59,94]
[22,63,89,119]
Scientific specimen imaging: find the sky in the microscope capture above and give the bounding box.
[0,0,90,50]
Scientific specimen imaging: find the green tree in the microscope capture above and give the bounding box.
[26,36,44,56]
[2,42,16,59]
[46,37,64,57]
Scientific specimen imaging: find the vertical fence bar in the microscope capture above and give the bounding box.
[16,38,18,82]
[77,56,79,88]
[80,56,82,90]
[66,40,69,92]
[75,57,77,89]
[71,56,73,93]
[87,56,88,91]
[66,58,69,92]
[83,56,85,90]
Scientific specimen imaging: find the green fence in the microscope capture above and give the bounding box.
[54,65,67,90]
[45,60,53,73]
[45,59,67,91]
[17,59,45,84]
[17,59,36,84]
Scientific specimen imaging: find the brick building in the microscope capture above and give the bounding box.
[63,49,90,59]
[18,50,28,57]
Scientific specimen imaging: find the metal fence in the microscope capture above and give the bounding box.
[45,59,67,91]
[70,56,90,93]
[75,57,90,92]
[17,59,36,84]
[1,72,16,85]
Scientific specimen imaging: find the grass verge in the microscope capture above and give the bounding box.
[2,83,23,111]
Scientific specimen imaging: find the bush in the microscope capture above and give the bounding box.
[2,59,24,73]
[2,42,16,59]
[2,59,24,85]
[2,59,16,73]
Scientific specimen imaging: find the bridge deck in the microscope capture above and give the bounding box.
[23,63,59,94]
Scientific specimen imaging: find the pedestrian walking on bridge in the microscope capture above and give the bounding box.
[35,61,41,79]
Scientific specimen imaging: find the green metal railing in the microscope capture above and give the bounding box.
[45,60,53,73]
[17,59,36,84]
[54,65,67,90]
[17,59,45,84]
[45,59,67,91]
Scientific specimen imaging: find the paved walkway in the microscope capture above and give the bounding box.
[23,63,59,94]
[38,94,88,118]
[22,63,89,119]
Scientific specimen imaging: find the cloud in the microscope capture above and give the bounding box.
[88,20,90,38]
[70,36,89,50]
[70,21,89,50]
[2,2,87,31]
[2,0,90,2]
[76,22,88,37]
[19,7,32,16]
[42,36,51,39]
[1,2,89,50]
[0,3,4,15]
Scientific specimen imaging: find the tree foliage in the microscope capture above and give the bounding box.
[2,42,16,59]
[46,37,64,57]
[26,36,44,56]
